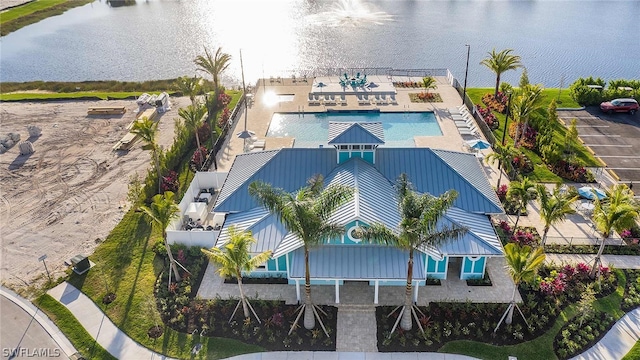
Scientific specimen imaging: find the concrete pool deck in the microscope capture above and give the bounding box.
[215,76,479,172]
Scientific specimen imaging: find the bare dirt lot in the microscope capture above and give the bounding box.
[0,97,189,292]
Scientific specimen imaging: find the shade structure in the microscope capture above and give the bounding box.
[578,186,606,200]
[466,139,492,150]
[314,82,327,93]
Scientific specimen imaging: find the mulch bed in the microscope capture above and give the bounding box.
[224,277,288,285]
[163,299,337,351]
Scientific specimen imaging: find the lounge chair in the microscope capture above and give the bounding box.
[357,95,368,105]
[325,94,337,106]
[308,93,319,106]
[458,125,479,136]
[340,94,347,105]
[389,94,398,105]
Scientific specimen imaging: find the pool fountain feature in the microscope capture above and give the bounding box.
[306,0,393,27]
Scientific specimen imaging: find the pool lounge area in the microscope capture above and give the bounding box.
[267,110,442,148]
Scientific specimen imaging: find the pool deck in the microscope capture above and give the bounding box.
[215,75,480,172]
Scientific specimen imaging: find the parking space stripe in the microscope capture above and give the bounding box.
[607,168,640,170]
[575,125,610,128]
[579,135,621,137]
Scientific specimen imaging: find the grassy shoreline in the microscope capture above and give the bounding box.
[1,0,93,36]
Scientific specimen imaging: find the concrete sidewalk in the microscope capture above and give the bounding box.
[546,253,640,269]
[47,282,172,360]
[571,308,640,360]
[224,352,481,360]
[0,286,77,358]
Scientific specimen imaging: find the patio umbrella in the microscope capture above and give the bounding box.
[466,139,492,150]
[578,186,607,200]
[315,82,327,93]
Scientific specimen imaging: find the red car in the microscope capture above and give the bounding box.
[600,98,639,115]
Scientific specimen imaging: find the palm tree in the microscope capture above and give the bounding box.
[248,175,352,334]
[536,184,579,247]
[590,184,639,278]
[201,226,272,322]
[194,47,232,105]
[495,242,545,332]
[511,84,544,147]
[140,191,183,283]
[178,103,208,169]
[485,143,518,189]
[422,76,437,94]
[174,75,202,106]
[357,174,466,334]
[507,177,537,231]
[480,48,523,97]
[131,117,162,194]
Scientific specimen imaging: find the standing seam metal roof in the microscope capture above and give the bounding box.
[327,122,385,144]
[289,245,425,280]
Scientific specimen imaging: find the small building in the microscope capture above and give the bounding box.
[199,121,505,304]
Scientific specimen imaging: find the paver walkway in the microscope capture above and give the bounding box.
[47,282,173,360]
[336,305,378,352]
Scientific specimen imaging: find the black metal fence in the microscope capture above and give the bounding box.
[200,94,246,171]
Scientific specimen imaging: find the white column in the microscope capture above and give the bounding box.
[295,280,301,302]
[374,280,379,304]
[335,280,340,304]
[413,280,420,303]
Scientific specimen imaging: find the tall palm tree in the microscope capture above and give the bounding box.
[201,226,272,322]
[485,143,517,189]
[178,103,208,169]
[422,76,437,94]
[508,177,537,231]
[590,184,639,278]
[495,242,545,332]
[140,191,182,283]
[248,175,352,333]
[131,117,162,194]
[174,75,202,106]
[357,174,467,333]
[194,47,232,105]
[536,184,579,247]
[480,48,523,97]
[511,84,544,148]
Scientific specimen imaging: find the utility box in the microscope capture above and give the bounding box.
[71,255,91,275]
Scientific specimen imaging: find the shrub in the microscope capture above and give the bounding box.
[549,160,595,183]
[161,170,179,193]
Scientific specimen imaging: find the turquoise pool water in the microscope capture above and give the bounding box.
[267,111,441,147]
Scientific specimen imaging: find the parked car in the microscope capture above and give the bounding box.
[600,98,639,115]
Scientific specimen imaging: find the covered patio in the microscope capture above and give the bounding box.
[196,256,521,305]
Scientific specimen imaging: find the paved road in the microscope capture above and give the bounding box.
[0,296,64,360]
[559,108,640,182]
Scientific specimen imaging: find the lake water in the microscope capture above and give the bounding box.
[1,0,639,87]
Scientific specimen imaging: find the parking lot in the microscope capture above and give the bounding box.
[559,108,640,183]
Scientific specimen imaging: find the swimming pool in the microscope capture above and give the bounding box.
[267,111,441,147]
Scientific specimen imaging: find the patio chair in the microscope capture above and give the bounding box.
[292,74,297,83]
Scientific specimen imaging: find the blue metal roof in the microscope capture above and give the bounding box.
[217,207,287,254]
[327,122,385,144]
[420,207,503,258]
[374,148,503,214]
[289,245,425,280]
[324,158,400,229]
[214,148,337,212]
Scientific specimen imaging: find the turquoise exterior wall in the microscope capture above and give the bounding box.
[288,279,343,285]
[338,152,350,164]
[362,151,374,164]
[460,256,486,280]
[326,219,369,244]
[426,256,448,280]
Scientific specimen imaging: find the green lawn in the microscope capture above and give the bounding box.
[1,0,92,36]
[64,210,264,360]
[440,271,628,360]
[622,341,640,360]
[34,294,117,360]
[467,88,599,183]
